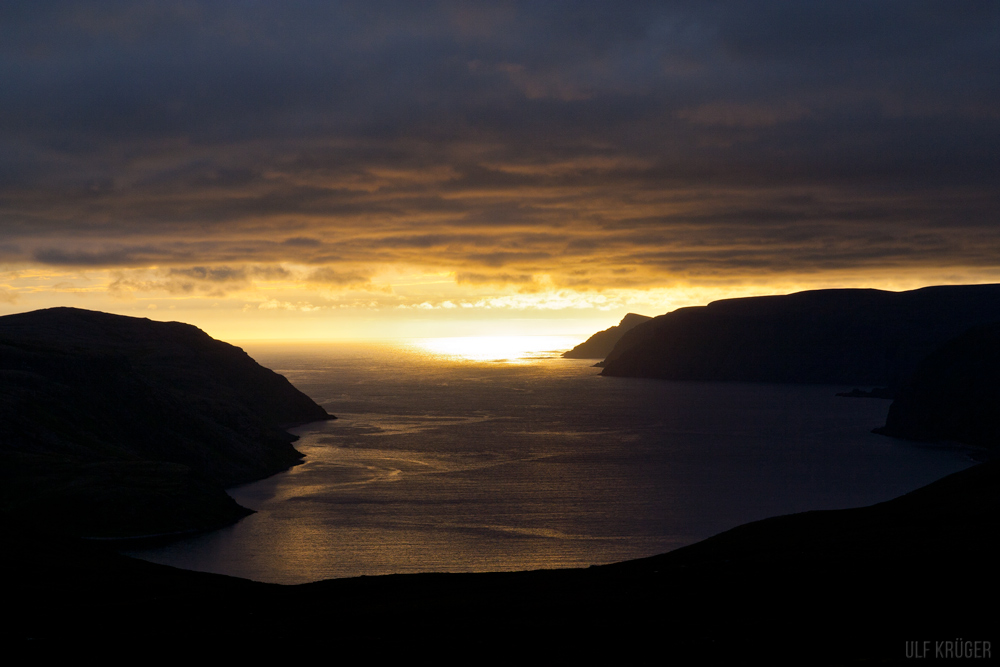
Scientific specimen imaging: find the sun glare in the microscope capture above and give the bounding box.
[409,335,585,363]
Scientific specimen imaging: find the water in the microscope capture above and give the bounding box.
[125,337,975,584]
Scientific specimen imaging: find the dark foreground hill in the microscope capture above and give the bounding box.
[600,284,1000,386]
[5,457,995,661]
[562,312,650,359]
[0,307,332,538]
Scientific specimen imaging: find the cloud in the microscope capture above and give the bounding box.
[252,299,323,312]
[169,266,250,283]
[283,237,323,247]
[677,103,809,128]
[33,247,157,267]
[455,272,537,286]
[1,1,998,298]
[305,267,374,288]
[108,264,293,298]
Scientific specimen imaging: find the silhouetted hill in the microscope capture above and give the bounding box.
[6,458,995,661]
[0,307,333,538]
[562,313,651,359]
[875,323,1000,449]
[600,284,1000,386]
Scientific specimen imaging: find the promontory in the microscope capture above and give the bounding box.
[0,307,333,539]
[599,284,1000,386]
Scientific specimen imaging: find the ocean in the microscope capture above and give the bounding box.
[125,337,974,584]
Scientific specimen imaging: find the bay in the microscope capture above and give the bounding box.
[125,337,974,584]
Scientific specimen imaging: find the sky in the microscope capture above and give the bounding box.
[1,1,998,340]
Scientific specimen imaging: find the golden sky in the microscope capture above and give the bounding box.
[1,3,998,339]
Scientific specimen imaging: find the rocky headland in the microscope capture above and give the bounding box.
[0,307,333,538]
[562,312,650,359]
[599,284,1000,386]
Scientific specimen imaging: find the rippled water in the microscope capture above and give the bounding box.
[126,338,974,583]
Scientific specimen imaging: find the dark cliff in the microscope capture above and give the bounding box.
[600,284,1000,386]
[874,323,1000,449]
[562,313,651,359]
[0,307,333,538]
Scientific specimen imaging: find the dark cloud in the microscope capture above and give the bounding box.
[282,237,322,247]
[305,267,372,287]
[167,265,291,282]
[1,1,998,287]
[33,246,158,266]
[456,272,537,286]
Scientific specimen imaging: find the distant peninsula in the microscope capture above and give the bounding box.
[0,307,333,539]
[598,284,1000,386]
[562,313,651,359]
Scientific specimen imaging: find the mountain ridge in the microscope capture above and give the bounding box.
[0,307,334,538]
[599,284,1000,386]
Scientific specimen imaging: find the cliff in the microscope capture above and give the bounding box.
[874,323,1000,449]
[0,307,333,538]
[600,284,1000,386]
[562,313,651,359]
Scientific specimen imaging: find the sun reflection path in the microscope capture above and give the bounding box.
[408,335,586,363]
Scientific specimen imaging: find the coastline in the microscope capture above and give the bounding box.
[4,308,995,659]
[6,456,996,660]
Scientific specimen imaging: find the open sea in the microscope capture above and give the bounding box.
[125,337,975,584]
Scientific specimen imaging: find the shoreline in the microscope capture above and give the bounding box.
[6,456,996,660]
[120,378,973,584]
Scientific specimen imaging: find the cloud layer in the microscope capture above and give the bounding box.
[2,1,999,303]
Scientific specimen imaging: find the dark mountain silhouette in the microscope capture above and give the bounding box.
[562,313,651,359]
[0,307,333,538]
[875,322,1000,449]
[600,284,1000,386]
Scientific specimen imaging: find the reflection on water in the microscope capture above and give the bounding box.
[407,335,584,363]
[125,338,976,584]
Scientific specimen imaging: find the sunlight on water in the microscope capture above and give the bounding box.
[407,335,586,363]
[124,341,976,584]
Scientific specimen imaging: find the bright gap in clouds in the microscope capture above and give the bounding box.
[2,3,998,345]
[408,335,586,363]
[5,263,1000,344]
